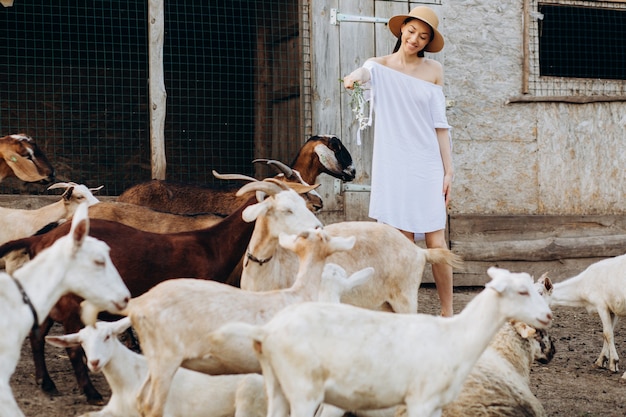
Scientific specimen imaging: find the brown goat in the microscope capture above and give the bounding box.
[88,201,225,233]
[0,133,55,184]
[116,134,355,215]
[0,180,317,403]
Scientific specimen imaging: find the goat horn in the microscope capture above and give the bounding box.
[254,159,295,179]
[47,182,72,190]
[236,180,284,197]
[89,185,104,192]
[265,177,320,194]
[212,170,259,183]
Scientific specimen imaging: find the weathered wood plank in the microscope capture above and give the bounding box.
[452,234,626,261]
[448,214,626,286]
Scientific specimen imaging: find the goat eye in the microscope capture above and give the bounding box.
[94,258,106,267]
[104,335,110,341]
[519,290,530,296]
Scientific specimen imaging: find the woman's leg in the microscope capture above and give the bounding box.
[425,229,454,317]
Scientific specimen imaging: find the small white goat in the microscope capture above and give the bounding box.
[241,219,463,314]
[0,182,101,270]
[0,203,130,417]
[46,317,267,417]
[98,227,373,417]
[219,266,553,417]
[547,253,626,378]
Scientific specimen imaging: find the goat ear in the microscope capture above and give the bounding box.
[512,321,537,339]
[242,200,269,222]
[486,267,510,293]
[538,272,553,294]
[3,150,49,182]
[347,266,375,290]
[61,186,75,201]
[278,232,297,251]
[70,203,90,250]
[110,317,132,335]
[485,276,508,294]
[45,334,81,348]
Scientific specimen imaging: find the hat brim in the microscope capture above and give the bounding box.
[387,14,444,53]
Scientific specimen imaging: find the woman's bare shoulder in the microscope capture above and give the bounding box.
[425,58,444,85]
[369,55,392,65]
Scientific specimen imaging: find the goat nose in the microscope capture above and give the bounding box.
[90,359,100,370]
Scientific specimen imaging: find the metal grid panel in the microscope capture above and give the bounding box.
[0,0,306,195]
[527,0,626,97]
[0,0,148,195]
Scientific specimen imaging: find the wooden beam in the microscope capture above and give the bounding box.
[452,234,626,261]
[507,95,626,104]
[148,0,167,180]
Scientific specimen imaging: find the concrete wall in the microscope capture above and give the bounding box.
[442,0,625,215]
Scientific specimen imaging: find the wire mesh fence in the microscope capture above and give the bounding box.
[0,0,308,195]
[527,0,626,98]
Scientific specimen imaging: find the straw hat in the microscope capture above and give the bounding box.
[387,6,444,53]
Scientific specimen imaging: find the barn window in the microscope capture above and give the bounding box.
[518,0,626,102]
[0,0,311,195]
[538,5,626,80]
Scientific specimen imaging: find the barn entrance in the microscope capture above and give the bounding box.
[0,0,307,195]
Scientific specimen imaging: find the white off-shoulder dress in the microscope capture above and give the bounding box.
[363,60,451,235]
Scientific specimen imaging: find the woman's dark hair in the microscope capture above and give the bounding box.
[392,17,435,57]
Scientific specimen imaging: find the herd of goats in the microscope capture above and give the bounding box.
[0,132,625,417]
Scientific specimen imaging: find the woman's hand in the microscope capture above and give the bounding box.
[343,67,370,90]
[443,173,453,207]
[343,75,356,90]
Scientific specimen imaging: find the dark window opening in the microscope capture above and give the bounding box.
[539,5,626,80]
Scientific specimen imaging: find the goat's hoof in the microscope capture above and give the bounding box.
[40,380,60,396]
[86,396,105,406]
[85,389,104,405]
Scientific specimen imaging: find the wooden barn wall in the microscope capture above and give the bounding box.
[310,0,626,285]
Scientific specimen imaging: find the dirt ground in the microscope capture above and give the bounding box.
[10,284,626,417]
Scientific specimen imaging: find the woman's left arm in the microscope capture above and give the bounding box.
[436,128,454,206]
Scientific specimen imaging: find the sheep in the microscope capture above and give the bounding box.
[45,317,267,417]
[0,133,55,184]
[545,253,626,378]
[105,227,374,417]
[0,178,320,403]
[0,182,101,270]
[435,321,555,417]
[115,134,355,215]
[0,203,130,417]
[217,266,553,417]
[241,219,463,314]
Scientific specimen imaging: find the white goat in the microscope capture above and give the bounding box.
[0,203,130,417]
[546,253,626,378]
[98,224,373,417]
[321,274,557,417]
[241,219,463,314]
[45,317,267,417]
[0,182,101,271]
[218,266,553,417]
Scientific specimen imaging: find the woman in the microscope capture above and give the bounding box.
[343,6,455,316]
